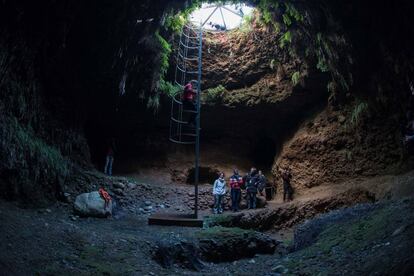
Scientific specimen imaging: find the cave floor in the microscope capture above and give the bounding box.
[1,170,413,275]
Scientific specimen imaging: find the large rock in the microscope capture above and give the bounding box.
[196,227,279,262]
[73,191,112,217]
[153,240,204,271]
[152,227,279,268]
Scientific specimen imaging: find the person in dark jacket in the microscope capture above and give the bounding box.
[229,169,243,212]
[257,170,266,196]
[182,82,197,126]
[246,168,259,209]
[281,167,293,201]
[104,138,116,176]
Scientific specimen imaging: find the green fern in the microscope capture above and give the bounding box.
[291,71,300,86]
[350,102,368,126]
[239,13,254,34]
[205,85,226,103]
[317,57,330,72]
[282,14,292,26]
[164,14,186,33]
[155,31,171,78]
[279,31,292,48]
[159,80,181,97]
[285,3,304,23]
[147,94,160,110]
[327,81,336,94]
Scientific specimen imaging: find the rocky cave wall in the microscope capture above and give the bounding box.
[195,22,329,170]
[272,0,414,192]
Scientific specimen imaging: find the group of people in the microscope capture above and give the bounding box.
[212,167,293,214]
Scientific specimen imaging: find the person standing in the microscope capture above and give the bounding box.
[246,168,259,209]
[281,167,293,202]
[212,172,226,214]
[257,170,267,196]
[229,169,243,212]
[104,138,116,176]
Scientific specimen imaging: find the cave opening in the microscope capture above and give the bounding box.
[189,3,254,31]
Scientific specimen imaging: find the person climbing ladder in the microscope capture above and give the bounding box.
[182,82,198,127]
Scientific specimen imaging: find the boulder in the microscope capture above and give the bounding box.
[153,240,203,270]
[153,227,279,268]
[196,227,279,262]
[73,191,112,217]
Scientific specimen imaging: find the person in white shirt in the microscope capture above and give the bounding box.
[212,172,226,214]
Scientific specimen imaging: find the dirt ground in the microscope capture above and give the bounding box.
[1,167,413,275]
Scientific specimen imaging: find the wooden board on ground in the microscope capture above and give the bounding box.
[148,213,204,227]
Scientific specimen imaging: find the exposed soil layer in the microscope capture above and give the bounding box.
[205,187,375,231]
[199,23,327,121]
[273,104,403,192]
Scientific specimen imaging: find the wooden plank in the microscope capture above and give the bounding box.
[148,213,204,227]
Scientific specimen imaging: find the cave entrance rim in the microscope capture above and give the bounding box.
[189,2,254,32]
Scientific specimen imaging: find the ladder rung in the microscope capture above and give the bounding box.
[171,97,199,113]
[169,137,195,145]
[176,64,186,73]
[179,40,199,49]
[170,117,188,124]
[174,80,199,86]
[181,31,200,40]
[177,52,199,61]
[181,133,197,137]
[176,64,198,75]
[179,37,199,48]
[174,81,184,87]
[184,24,198,31]
[172,96,182,105]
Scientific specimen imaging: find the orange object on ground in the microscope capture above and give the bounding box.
[99,188,112,203]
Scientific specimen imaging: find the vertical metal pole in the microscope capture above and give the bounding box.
[172,29,183,142]
[194,26,202,218]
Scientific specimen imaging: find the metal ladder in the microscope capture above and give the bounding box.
[169,23,203,218]
[169,23,202,145]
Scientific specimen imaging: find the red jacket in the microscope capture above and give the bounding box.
[99,188,112,203]
[229,174,243,189]
[183,84,196,101]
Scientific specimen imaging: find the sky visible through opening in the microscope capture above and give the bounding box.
[190,3,254,31]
